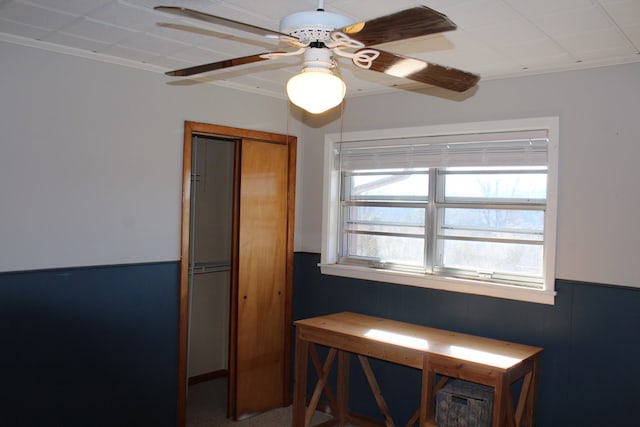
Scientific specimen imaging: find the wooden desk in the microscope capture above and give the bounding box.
[292,312,542,427]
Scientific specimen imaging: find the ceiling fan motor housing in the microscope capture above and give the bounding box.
[279,10,355,43]
[301,46,337,70]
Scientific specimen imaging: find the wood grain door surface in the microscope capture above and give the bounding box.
[232,138,290,418]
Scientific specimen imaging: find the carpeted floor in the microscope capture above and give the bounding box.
[187,378,332,427]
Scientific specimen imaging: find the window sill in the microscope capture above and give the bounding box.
[319,263,556,305]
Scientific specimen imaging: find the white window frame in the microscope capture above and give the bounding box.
[320,117,559,305]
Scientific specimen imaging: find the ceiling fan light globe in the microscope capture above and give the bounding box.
[286,69,346,114]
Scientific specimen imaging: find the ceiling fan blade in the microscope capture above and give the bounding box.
[363,49,479,92]
[154,6,296,40]
[165,52,284,77]
[339,6,456,47]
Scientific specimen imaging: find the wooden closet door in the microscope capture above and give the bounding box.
[231,138,291,418]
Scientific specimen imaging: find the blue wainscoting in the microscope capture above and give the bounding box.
[3,255,637,426]
[293,252,640,426]
[0,262,180,427]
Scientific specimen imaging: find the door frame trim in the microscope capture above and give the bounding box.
[178,121,296,427]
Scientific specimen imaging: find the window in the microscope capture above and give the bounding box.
[321,118,558,304]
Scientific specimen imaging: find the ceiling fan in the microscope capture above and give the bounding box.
[155,1,479,114]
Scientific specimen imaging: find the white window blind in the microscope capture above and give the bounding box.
[337,129,549,170]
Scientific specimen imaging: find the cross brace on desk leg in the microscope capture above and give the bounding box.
[356,355,395,427]
[293,337,342,426]
[309,345,339,417]
[293,340,399,426]
[305,346,338,425]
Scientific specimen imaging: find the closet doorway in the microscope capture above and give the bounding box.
[187,133,233,384]
[178,122,297,427]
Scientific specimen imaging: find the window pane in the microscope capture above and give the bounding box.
[442,167,546,201]
[343,205,426,266]
[345,233,424,267]
[439,239,543,278]
[345,206,425,229]
[348,172,428,200]
[437,207,544,279]
[440,208,544,239]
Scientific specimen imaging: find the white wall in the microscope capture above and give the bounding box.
[296,62,640,288]
[3,40,639,289]
[0,41,300,272]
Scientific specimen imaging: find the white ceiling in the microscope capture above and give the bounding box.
[1,0,639,98]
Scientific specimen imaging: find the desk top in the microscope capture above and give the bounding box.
[295,312,542,370]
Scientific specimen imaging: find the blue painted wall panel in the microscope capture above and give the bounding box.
[293,252,638,426]
[0,262,179,427]
[2,254,637,426]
